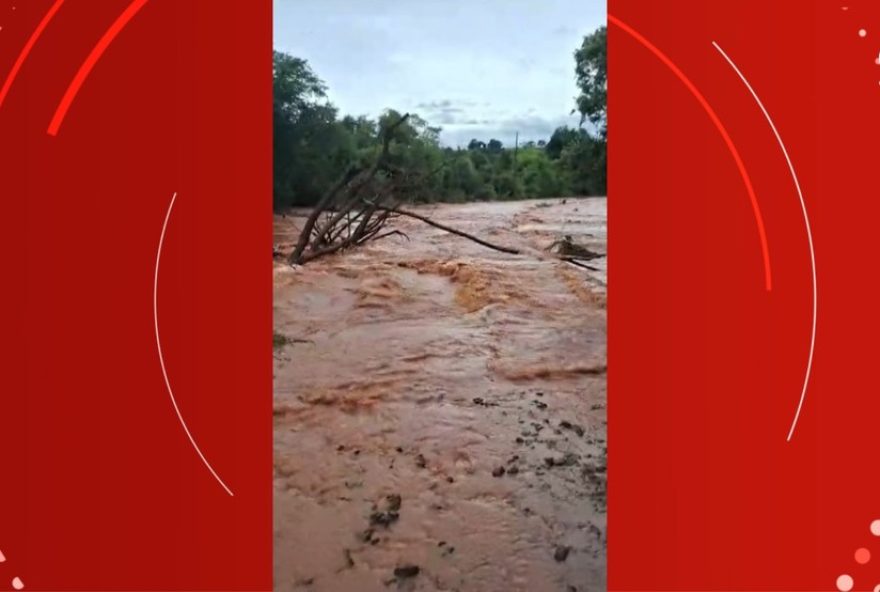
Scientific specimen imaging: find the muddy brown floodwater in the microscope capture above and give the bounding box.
[273,198,607,592]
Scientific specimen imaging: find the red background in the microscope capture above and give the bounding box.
[0,1,271,590]
[609,0,880,590]
[3,0,879,590]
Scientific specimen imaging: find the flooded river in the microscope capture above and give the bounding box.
[273,198,607,592]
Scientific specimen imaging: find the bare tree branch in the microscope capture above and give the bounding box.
[371,204,521,255]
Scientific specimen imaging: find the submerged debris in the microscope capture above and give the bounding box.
[386,494,402,512]
[473,396,498,407]
[369,511,399,528]
[547,235,603,260]
[554,545,571,562]
[393,565,420,579]
[545,452,579,468]
[369,493,402,529]
[559,420,585,437]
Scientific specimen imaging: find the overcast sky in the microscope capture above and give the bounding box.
[274,0,606,148]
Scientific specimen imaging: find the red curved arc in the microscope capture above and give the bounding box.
[0,0,66,110]
[608,14,772,292]
[47,0,150,136]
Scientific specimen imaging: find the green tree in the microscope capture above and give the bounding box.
[495,171,524,199]
[273,51,353,208]
[559,134,605,196]
[557,25,609,196]
[273,51,326,121]
[545,126,583,160]
[574,26,607,136]
[519,148,565,198]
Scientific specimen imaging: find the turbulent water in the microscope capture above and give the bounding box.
[273,198,607,592]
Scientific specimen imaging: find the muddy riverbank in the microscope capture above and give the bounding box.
[273,198,607,591]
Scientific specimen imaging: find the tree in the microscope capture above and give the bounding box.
[341,115,378,151]
[519,148,565,198]
[450,156,483,195]
[559,134,605,196]
[574,26,607,137]
[273,52,351,209]
[273,51,327,121]
[495,171,524,199]
[546,126,583,160]
[567,26,608,195]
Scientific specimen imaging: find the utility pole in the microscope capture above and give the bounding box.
[513,131,519,173]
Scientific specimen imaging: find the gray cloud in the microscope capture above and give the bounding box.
[440,112,582,148]
[415,100,454,110]
[413,99,492,126]
[434,111,463,125]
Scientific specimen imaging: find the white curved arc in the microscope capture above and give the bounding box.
[712,42,817,442]
[155,192,234,495]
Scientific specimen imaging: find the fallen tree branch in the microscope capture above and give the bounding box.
[289,165,361,264]
[367,230,410,243]
[372,204,521,255]
[289,114,411,265]
[562,257,600,272]
[286,113,522,264]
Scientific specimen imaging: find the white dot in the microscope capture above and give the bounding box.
[871,519,880,535]
[873,585,880,592]
[838,575,854,592]
[859,29,868,37]
[11,577,24,591]
[0,549,5,562]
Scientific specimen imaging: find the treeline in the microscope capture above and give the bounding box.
[274,27,606,210]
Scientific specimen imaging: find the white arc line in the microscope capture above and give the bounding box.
[155,192,234,495]
[712,41,817,442]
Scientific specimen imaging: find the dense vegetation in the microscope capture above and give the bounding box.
[274,27,606,210]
